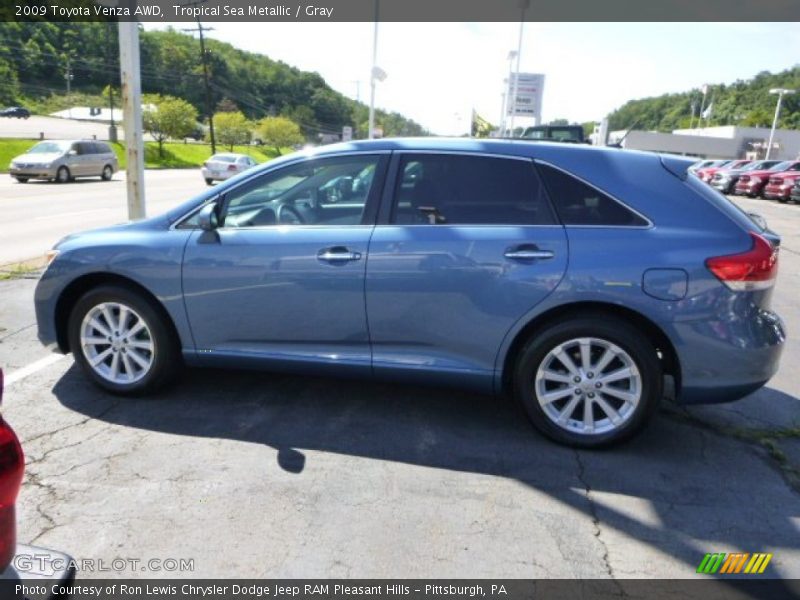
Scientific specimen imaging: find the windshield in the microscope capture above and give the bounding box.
[29,141,68,154]
[769,161,793,172]
[209,154,238,163]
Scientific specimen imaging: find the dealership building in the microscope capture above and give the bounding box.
[608,125,800,160]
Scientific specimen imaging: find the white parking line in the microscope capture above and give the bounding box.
[5,353,66,386]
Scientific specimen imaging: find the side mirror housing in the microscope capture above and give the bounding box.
[198,203,219,231]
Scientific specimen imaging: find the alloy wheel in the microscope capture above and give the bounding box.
[534,337,641,435]
[80,302,155,384]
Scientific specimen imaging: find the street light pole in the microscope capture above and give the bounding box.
[765,88,795,160]
[501,53,516,136]
[368,0,380,139]
[507,0,529,138]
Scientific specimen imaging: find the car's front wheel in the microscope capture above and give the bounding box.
[55,166,70,183]
[204,178,213,186]
[514,315,662,448]
[101,165,113,181]
[68,285,180,395]
[14,177,28,183]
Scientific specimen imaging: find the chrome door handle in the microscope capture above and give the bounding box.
[317,247,362,262]
[504,249,555,260]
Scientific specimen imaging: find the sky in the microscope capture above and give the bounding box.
[143,22,800,135]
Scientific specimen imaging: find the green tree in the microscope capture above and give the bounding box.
[0,56,19,104]
[213,111,251,150]
[255,116,303,155]
[143,95,199,158]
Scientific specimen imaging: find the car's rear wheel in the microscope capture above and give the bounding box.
[55,166,70,184]
[14,177,28,183]
[513,315,662,448]
[101,165,113,181]
[204,178,213,186]
[68,285,180,395]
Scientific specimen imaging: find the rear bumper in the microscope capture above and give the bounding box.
[763,186,792,199]
[671,309,785,405]
[200,168,235,181]
[734,182,764,196]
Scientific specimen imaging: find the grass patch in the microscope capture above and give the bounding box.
[0,262,40,281]
[0,138,286,172]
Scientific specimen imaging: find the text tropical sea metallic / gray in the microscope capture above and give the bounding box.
[172,4,334,18]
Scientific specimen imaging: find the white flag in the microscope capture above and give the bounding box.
[701,103,713,119]
[701,84,709,95]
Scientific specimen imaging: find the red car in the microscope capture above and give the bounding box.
[0,369,23,573]
[695,160,734,183]
[764,164,800,202]
[736,160,800,198]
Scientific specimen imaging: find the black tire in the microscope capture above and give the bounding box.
[205,178,213,186]
[56,166,70,183]
[15,177,28,183]
[67,285,180,395]
[101,165,113,181]
[513,315,662,448]
[777,198,788,204]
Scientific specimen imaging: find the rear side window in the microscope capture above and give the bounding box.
[391,154,556,225]
[536,163,648,227]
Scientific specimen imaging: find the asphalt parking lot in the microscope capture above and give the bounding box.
[1,193,799,581]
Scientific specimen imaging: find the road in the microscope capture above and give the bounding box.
[1,169,206,265]
[0,190,798,581]
[0,115,126,141]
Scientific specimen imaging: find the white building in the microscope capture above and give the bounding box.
[609,125,800,160]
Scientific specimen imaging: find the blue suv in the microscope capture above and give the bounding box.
[34,139,785,447]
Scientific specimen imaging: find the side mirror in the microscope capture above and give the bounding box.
[198,203,219,231]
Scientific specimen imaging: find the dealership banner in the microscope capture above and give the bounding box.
[4,579,800,600]
[1,0,798,22]
[506,73,545,122]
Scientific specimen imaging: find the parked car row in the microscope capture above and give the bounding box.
[691,157,800,203]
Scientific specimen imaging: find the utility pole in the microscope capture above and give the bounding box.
[182,15,216,153]
[118,19,146,220]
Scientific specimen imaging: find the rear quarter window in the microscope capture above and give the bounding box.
[536,162,649,227]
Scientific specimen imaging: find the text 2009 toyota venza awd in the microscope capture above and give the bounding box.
[34,139,785,447]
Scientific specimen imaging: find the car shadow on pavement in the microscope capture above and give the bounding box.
[53,365,800,584]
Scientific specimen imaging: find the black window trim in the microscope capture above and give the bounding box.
[534,159,654,229]
[377,150,562,228]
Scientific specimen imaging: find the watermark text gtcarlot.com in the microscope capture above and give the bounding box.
[14,553,195,574]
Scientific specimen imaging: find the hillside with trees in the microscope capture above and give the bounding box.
[0,22,427,139]
[607,66,800,132]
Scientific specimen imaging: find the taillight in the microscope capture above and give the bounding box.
[0,370,24,571]
[227,164,237,171]
[706,233,778,292]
